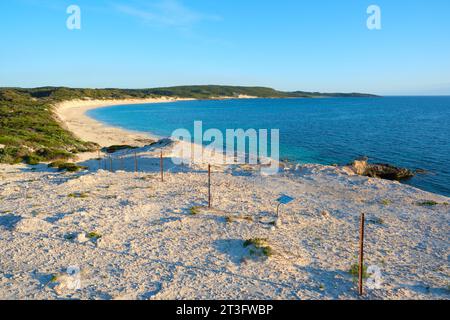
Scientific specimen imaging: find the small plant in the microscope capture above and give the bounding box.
[349,263,368,279]
[50,274,59,283]
[417,200,439,206]
[102,145,138,153]
[225,216,233,223]
[86,232,102,240]
[243,238,273,258]
[380,199,392,205]
[23,154,41,165]
[68,192,89,199]
[189,206,202,215]
[261,246,273,257]
[49,161,87,172]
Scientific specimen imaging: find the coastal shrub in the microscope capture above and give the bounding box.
[58,163,87,172]
[102,145,138,153]
[23,154,42,165]
[243,238,273,258]
[68,192,89,198]
[49,162,87,172]
[0,89,98,165]
[349,263,368,279]
[417,200,439,206]
[36,148,72,161]
[380,199,392,205]
[86,232,102,240]
[189,206,202,215]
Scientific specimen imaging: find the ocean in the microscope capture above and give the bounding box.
[87,97,450,197]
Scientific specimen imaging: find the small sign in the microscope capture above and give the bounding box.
[276,194,294,205]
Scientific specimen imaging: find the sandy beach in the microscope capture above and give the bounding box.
[0,99,449,300]
[55,97,191,161]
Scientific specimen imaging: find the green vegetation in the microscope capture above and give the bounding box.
[103,145,139,153]
[49,274,59,283]
[0,86,377,165]
[243,238,273,257]
[0,89,98,164]
[86,232,102,240]
[189,206,202,215]
[48,161,87,172]
[349,263,368,279]
[380,199,392,205]
[146,85,377,99]
[417,200,439,206]
[68,192,89,199]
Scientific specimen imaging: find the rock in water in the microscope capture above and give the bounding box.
[349,157,414,181]
[352,156,369,175]
[364,163,414,180]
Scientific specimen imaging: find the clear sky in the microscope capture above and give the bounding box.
[1,0,450,95]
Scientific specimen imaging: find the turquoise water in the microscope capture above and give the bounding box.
[88,97,450,197]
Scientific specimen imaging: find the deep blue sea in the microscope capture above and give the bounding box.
[87,97,450,197]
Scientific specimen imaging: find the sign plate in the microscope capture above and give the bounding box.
[276,194,294,205]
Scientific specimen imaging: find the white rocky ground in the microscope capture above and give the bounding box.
[0,150,449,300]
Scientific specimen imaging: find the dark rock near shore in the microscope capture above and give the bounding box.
[349,157,414,181]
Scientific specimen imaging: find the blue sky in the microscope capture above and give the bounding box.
[1,0,450,95]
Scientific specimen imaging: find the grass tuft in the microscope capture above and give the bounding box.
[49,161,87,172]
[86,232,102,240]
[189,206,202,215]
[102,145,138,153]
[417,200,439,206]
[243,238,273,257]
[349,263,368,279]
[68,192,89,199]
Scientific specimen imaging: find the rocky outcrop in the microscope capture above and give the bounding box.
[349,157,414,181]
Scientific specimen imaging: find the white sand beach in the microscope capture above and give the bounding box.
[0,98,449,300]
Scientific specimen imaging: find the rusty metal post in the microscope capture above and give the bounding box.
[359,212,365,296]
[160,151,164,182]
[208,164,211,208]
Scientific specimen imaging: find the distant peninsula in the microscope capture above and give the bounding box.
[1,85,378,101]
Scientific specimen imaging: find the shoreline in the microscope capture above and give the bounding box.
[54,96,261,165]
[55,97,190,149]
[56,97,448,197]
